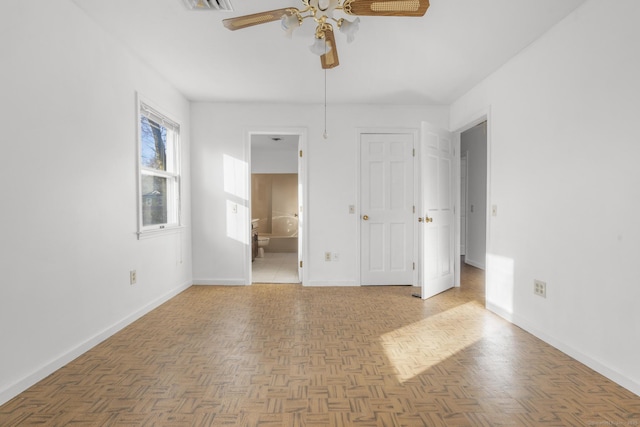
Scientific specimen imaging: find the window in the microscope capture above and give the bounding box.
[138,99,181,236]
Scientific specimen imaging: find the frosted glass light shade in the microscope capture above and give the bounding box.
[309,36,331,55]
[183,0,232,10]
[281,13,300,37]
[339,17,360,43]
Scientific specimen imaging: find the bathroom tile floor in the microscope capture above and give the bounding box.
[252,252,299,283]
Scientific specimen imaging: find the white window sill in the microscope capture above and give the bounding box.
[137,225,184,240]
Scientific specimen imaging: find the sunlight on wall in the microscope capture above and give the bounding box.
[226,200,249,245]
[224,154,249,244]
[223,154,248,201]
[380,301,484,383]
[486,253,515,315]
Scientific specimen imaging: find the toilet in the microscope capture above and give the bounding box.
[257,236,270,257]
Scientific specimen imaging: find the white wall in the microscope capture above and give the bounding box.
[191,103,448,286]
[0,1,192,404]
[461,124,487,269]
[451,0,640,395]
[251,148,298,174]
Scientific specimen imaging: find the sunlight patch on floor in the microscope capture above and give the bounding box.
[379,301,485,383]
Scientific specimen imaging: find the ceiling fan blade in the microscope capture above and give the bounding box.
[320,26,339,69]
[342,0,429,17]
[222,8,297,31]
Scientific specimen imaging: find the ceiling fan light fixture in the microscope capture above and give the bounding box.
[338,17,360,43]
[309,35,331,55]
[281,11,302,37]
[183,0,233,11]
[222,0,430,67]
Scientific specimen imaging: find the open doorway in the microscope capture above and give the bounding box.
[458,120,488,296]
[249,132,304,284]
[461,121,487,270]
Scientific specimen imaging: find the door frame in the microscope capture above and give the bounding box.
[356,127,420,287]
[451,108,492,289]
[244,126,309,286]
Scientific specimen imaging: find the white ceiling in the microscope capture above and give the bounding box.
[251,134,299,151]
[70,0,586,105]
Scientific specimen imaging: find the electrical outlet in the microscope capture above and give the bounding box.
[130,270,137,285]
[534,279,546,298]
[325,252,332,262]
[333,252,340,261]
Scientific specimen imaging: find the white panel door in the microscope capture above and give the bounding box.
[360,133,414,285]
[421,123,454,299]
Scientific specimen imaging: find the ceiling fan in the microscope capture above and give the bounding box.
[222,0,430,69]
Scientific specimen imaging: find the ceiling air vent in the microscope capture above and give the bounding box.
[183,0,233,11]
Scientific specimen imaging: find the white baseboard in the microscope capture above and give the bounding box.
[192,279,247,285]
[305,280,358,287]
[0,280,192,406]
[464,258,485,270]
[193,280,357,287]
[486,302,640,397]
[486,302,514,323]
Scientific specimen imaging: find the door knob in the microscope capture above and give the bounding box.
[425,216,433,223]
[362,215,369,221]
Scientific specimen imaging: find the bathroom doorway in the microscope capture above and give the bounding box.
[250,132,304,284]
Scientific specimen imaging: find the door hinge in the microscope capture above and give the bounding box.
[413,205,416,214]
[413,262,416,270]
[299,150,303,157]
[300,261,303,268]
[412,148,415,157]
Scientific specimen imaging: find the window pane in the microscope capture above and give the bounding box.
[138,100,180,234]
[140,116,167,171]
[141,175,167,226]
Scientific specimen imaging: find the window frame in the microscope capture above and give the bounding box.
[136,95,182,239]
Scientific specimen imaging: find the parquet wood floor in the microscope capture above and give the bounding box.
[2,262,639,426]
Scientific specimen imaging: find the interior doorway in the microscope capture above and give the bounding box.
[248,130,307,284]
[460,152,468,257]
[456,119,488,296]
[460,121,487,271]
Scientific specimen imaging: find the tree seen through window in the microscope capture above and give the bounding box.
[138,102,180,231]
